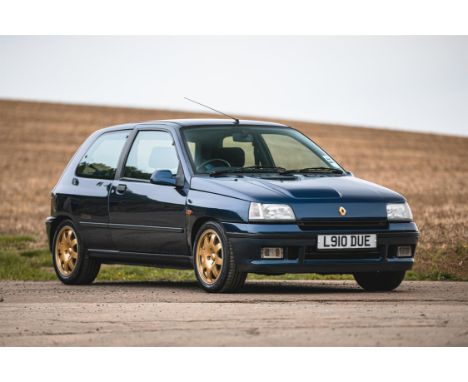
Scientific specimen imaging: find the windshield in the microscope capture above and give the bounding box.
[181,125,344,175]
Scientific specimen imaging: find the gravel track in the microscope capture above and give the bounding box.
[0,280,467,346]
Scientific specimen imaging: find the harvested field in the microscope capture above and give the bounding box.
[0,99,467,279]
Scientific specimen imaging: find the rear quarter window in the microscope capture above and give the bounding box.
[76,130,129,180]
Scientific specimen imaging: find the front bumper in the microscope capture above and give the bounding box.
[223,222,419,274]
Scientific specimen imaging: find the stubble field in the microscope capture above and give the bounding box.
[0,99,467,280]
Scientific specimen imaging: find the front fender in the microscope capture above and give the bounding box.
[186,189,250,250]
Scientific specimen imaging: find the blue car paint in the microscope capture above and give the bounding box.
[46,119,419,275]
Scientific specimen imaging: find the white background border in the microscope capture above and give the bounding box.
[0,347,466,381]
[0,1,466,381]
[0,0,467,35]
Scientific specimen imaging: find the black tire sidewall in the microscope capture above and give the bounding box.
[354,271,406,292]
[52,219,85,283]
[193,221,232,292]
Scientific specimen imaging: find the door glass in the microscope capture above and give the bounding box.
[124,131,179,180]
[76,130,129,179]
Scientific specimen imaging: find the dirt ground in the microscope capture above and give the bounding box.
[0,280,467,346]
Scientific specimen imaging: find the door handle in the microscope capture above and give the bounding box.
[116,184,127,194]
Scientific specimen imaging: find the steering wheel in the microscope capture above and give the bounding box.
[196,158,231,173]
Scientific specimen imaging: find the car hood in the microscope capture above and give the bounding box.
[190,175,405,220]
[191,175,405,203]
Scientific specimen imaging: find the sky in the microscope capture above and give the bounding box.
[0,36,467,136]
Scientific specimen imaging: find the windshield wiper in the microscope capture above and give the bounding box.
[209,165,286,177]
[240,165,287,172]
[281,167,344,175]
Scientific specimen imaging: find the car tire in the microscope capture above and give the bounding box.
[353,271,406,292]
[52,219,101,285]
[193,221,247,293]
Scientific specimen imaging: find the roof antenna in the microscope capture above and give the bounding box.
[184,97,239,124]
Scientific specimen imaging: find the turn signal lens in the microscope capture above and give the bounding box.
[261,248,284,259]
[397,246,412,257]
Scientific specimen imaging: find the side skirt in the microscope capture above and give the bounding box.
[87,249,193,270]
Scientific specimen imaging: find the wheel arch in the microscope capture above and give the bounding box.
[48,215,74,251]
[189,217,223,251]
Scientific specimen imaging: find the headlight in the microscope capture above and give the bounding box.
[386,202,413,222]
[249,202,296,221]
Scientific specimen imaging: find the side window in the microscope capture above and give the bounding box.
[76,131,129,180]
[123,131,180,180]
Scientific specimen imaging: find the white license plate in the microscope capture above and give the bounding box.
[317,234,377,250]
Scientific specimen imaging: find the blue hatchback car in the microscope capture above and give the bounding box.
[46,119,419,292]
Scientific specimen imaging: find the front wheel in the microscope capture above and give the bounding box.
[354,271,406,291]
[193,221,247,293]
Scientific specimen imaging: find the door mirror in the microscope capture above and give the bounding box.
[150,170,177,186]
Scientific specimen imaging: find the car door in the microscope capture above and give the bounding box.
[72,130,130,250]
[108,128,188,255]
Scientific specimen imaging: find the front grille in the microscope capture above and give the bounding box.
[304,245,383,260]
[298,219,388,231]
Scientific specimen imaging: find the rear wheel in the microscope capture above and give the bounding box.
[52,220,100,285]
[193,221,247,293]
[354,271,406,291]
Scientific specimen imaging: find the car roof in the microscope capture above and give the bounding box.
[98,119,290,134]
[150,119,289,128]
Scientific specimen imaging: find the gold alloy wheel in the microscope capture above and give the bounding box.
[55,226,78,276]
[196,229,224,284]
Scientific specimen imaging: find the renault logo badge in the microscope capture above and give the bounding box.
[339,206,346,216]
